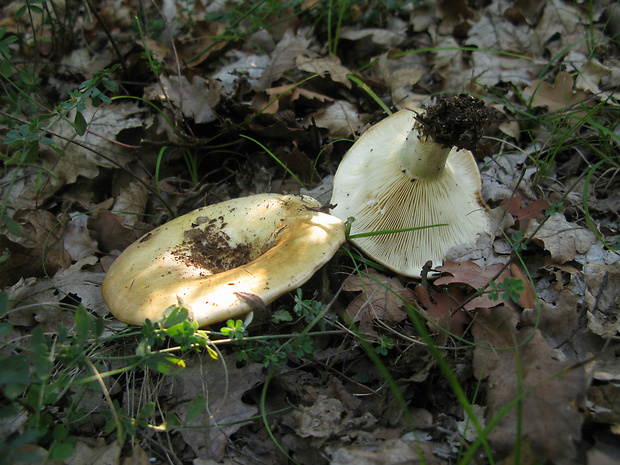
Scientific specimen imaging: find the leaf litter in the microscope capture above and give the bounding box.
[0,0,619,464]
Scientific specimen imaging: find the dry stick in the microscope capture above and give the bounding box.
[0,110,176,217]
[313,358,384,398]
[86,127,142,149]
[83,0,128,79]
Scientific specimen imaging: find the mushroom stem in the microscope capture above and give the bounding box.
[397,132,451,180]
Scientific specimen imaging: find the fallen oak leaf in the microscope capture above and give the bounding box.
[412,285,471,337]
[500,195,552,221]
[434,261,536,310]
[263,84,335,108]
[0,210,71,287]
[87,211,137,254]
[342,269,413,335]
[508,264,537,309]
[575,58,611,95]
[163,353,265,462]
[434,261,510,310]
[472,305,585,464]
[435,261,509,289]
[295,54,352,88]
[525,213,597,265]
[523,71,592,114]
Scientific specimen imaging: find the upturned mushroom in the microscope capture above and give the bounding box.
[101,194,345,327]
[330,95,492,278]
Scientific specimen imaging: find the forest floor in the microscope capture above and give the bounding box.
[1,1,619,464]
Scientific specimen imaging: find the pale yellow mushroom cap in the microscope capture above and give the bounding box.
[101,194,346,327]
[330,108,491,278]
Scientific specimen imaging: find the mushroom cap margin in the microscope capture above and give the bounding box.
[101,194,346,327]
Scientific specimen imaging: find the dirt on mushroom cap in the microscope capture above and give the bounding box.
[415,94,492,151]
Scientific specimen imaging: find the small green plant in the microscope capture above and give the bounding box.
[0,296,226,459]
[510,231,528,252]
[293,289,329,327]
[220,319,247,340]
[488,277,525,303]
[374,334,394,356]
[139,305,217,360]
[0,302,105,462]
[1,64,121,234]
[544,199,564,216]
[135,16,163,76]
[228,290,328,367]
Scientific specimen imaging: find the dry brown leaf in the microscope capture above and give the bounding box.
[508,264,537,309]
[163,353,265,462]
[435,261,510,310]
[473,306,585,464]
[327,438,441,465]
[110,181,150,229]
[120,443,151,465]
[471,51,541,88]
[0,210,71,287]
[586,383,620,424]
[584,262,620,337]
[0,239,48,290]
[255,30,315,91]
[434,261,536,310]
[292,394,376,439]
[377,52,425,109]
[338,27,407,48]
[65,438,121,465]
[279,142,317,183]
[466,4,544,55]
[438,0,474,23]
[412,285,471,337]
[342,269,413,335]
[64,214,99,262]
[48,101,142,179]
[504,0,548,25]
[263,83,334,108]
[173,21,231,68]
[305,101,366,139]
[500,195,552,221]
[155,75,221,124]
[576,59,612,94]
[87,212,137,254]
[523,71,591,113]
[7,257,107,328]
[535,0,590,57]
[296,54,352,88]
[527,214,598,265]
[0,165,63,211]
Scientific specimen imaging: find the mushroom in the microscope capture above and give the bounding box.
[330,96,492,278]
[101,194,346,327]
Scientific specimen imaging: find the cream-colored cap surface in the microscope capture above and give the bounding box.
[102,194,345,326]
[330,109,490,278]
